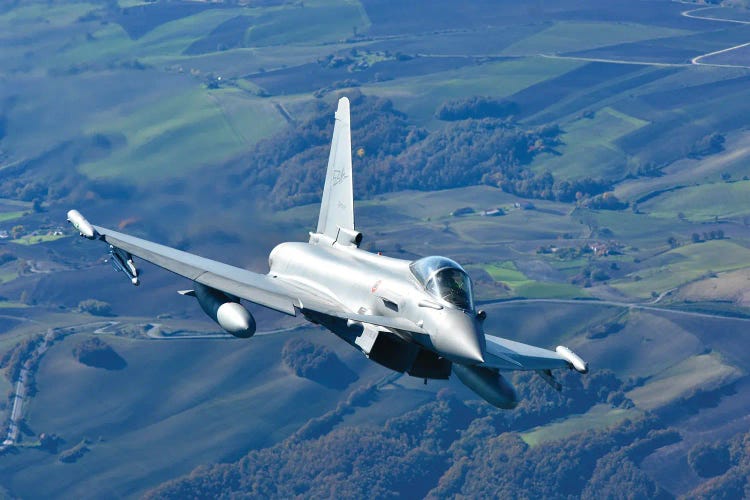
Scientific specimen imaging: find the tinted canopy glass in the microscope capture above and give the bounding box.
[410,256,474,310]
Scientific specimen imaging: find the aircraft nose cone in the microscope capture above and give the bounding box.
[457,331,485,365]
[431,311,485,365]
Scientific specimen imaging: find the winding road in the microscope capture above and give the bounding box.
[1,330,53,450]
[0,320,307,450]
[543,2,750,69]
[481,297,750,324]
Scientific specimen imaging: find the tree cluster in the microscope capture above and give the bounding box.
[281,338,357,389]
[0,252,17,266]
[144,369,650,498]
[692,230,725,243]
[580,191,628,211]
[77,299,113,317]
[72,337,127,370]
[688,442,732,478]
[687,431,750,498]
[224,94,610,209]
[58,439,90,464]
[433,417,675,499]
[434,96,519,121]
[0,334,43,383]
[689,132,725,158]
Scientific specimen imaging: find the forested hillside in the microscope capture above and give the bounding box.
[148,370,750,498]
[225,93,614,208]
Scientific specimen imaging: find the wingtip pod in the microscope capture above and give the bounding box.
[66,209,97,239]
[556,345,589,374]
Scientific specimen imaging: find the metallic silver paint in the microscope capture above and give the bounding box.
[66,209,96,239]
[68,96,589,410]
[556,346,589,373]
[216,302,255,337]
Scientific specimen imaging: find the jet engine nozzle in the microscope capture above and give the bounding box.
[192,283,256,338]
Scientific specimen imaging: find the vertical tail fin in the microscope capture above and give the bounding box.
[315,97,356,244]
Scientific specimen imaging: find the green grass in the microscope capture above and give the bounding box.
[627,353,740,410]
[0,266,21,284]
[451,207,583,245]
[0,300,27,308]
[244,1,368,47]
[485,261,527,283]
[117,0,152,6]
[354,185,521,222]
[642,180,750,222]
[58,1,367,67]
[521,404,641,446]
[78,88,285,181]
[11,234,69,246]
[580,209,692,251]
[363,57,585,126]
[613,240,750,299]
[483,261,588,299]
[59,8,255,65]
[501,22,693,56]
[0,211,25,222]
[7,327,415,498]
[531,107,649,179]
[514,281,589,299]
[0,2,97,30]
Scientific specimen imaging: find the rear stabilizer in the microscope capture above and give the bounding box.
[314,97,356,246]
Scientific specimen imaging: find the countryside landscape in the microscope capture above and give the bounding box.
[1,0,750,497]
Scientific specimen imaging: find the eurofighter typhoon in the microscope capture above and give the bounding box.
[68,97,587,409]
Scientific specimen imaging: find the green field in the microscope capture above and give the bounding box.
[531,106,649,180]
[614,240,750,298]
[364,57,585,126]
[58,9,247,66]
[78,88,284,181]
[0,269,20,284]
[0,2,96,29]
[483,261,588,299]
[0,211,25,223]
[642,180,750,222]
[244,1,369,47]
[627,353,740,410]
[521,404,642,447]
[56,1,367,69]
[501,22,693,56]
[11,234,69,246]
[0,301,27,308]
[2,326,422,497]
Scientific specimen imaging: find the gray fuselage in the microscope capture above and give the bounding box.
[268,242,486,365]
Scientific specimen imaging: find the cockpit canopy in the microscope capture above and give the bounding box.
[410,256,474,311]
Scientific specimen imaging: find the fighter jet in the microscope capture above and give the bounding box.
[68,97,587,409]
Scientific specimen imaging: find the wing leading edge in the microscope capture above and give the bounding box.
[83,223,427,335]
[482,334,583,372]
[95,225,298,315]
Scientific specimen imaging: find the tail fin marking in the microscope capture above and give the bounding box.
[316,97,354,241]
